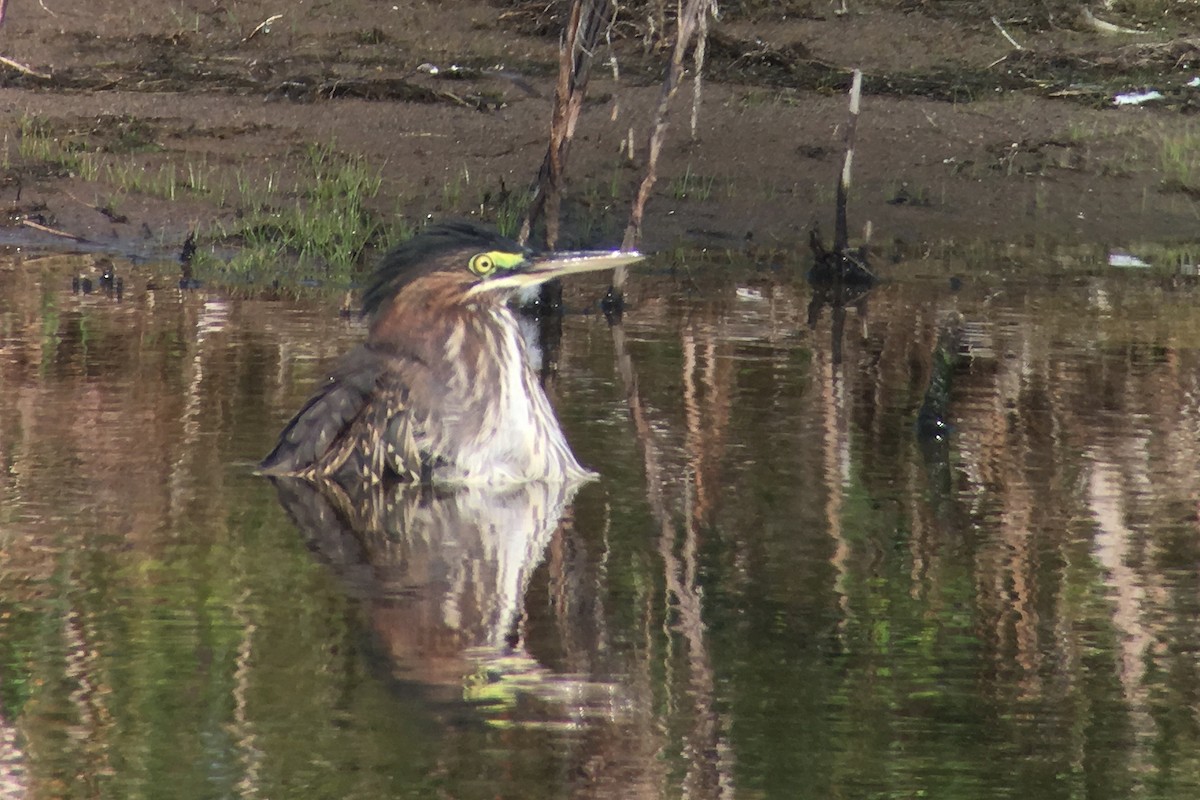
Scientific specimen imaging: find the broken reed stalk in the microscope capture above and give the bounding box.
[835,69,862,252]
[619,0,715,287]
[519,0,616,249]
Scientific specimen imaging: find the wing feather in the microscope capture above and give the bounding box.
[259,345,432,481]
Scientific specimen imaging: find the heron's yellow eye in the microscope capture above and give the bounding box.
[468,253,496,277]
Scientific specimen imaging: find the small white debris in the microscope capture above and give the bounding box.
[1108,252,1151,268]
[1113,90,1164,106]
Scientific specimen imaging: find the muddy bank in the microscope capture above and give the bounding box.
[0,0,1198,282]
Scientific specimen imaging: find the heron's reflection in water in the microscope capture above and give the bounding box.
[270,476,621,726]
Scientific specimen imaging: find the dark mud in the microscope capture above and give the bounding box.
[1,0,1198,279]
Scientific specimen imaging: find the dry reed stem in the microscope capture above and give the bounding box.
[835,69,862,251]
[620,0,716,285]
[520,0,616,249]
[689,2,711,141]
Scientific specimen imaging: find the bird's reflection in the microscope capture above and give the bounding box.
[806,282,872,365]
[270,474,617,719]
[806,230,875,365]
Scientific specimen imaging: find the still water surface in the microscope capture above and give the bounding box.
[1,244,1200,799]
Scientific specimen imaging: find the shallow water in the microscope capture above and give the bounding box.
[2,243,1200,799]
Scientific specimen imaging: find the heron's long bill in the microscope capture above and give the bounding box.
[468,250,644,296]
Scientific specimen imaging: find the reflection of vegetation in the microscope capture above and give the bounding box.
[9,247,1200,796]
[0,282,515,797]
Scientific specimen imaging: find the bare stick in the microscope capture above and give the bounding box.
[0,0,8,26]
[607,12,621,122]
[621,0,715,264]
[835,69,862,252]
[990,15,1025,50]
[521,0,582,249]
[689,3,712,141]
[0,55,50,80]
[21,219,89,242]
[1080,7,1148,35]
[245,14,283,42]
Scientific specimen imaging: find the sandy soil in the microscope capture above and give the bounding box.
[0,0,1197,267]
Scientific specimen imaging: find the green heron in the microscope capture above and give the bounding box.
[259,221,643,486]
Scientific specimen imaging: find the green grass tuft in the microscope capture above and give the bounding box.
[669,164,717,201]
[213,142,398,285]
[1159,127,1200,192]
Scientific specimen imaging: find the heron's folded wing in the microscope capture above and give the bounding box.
[258,345,430,481]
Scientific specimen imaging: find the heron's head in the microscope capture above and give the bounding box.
[362,221,643,318]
